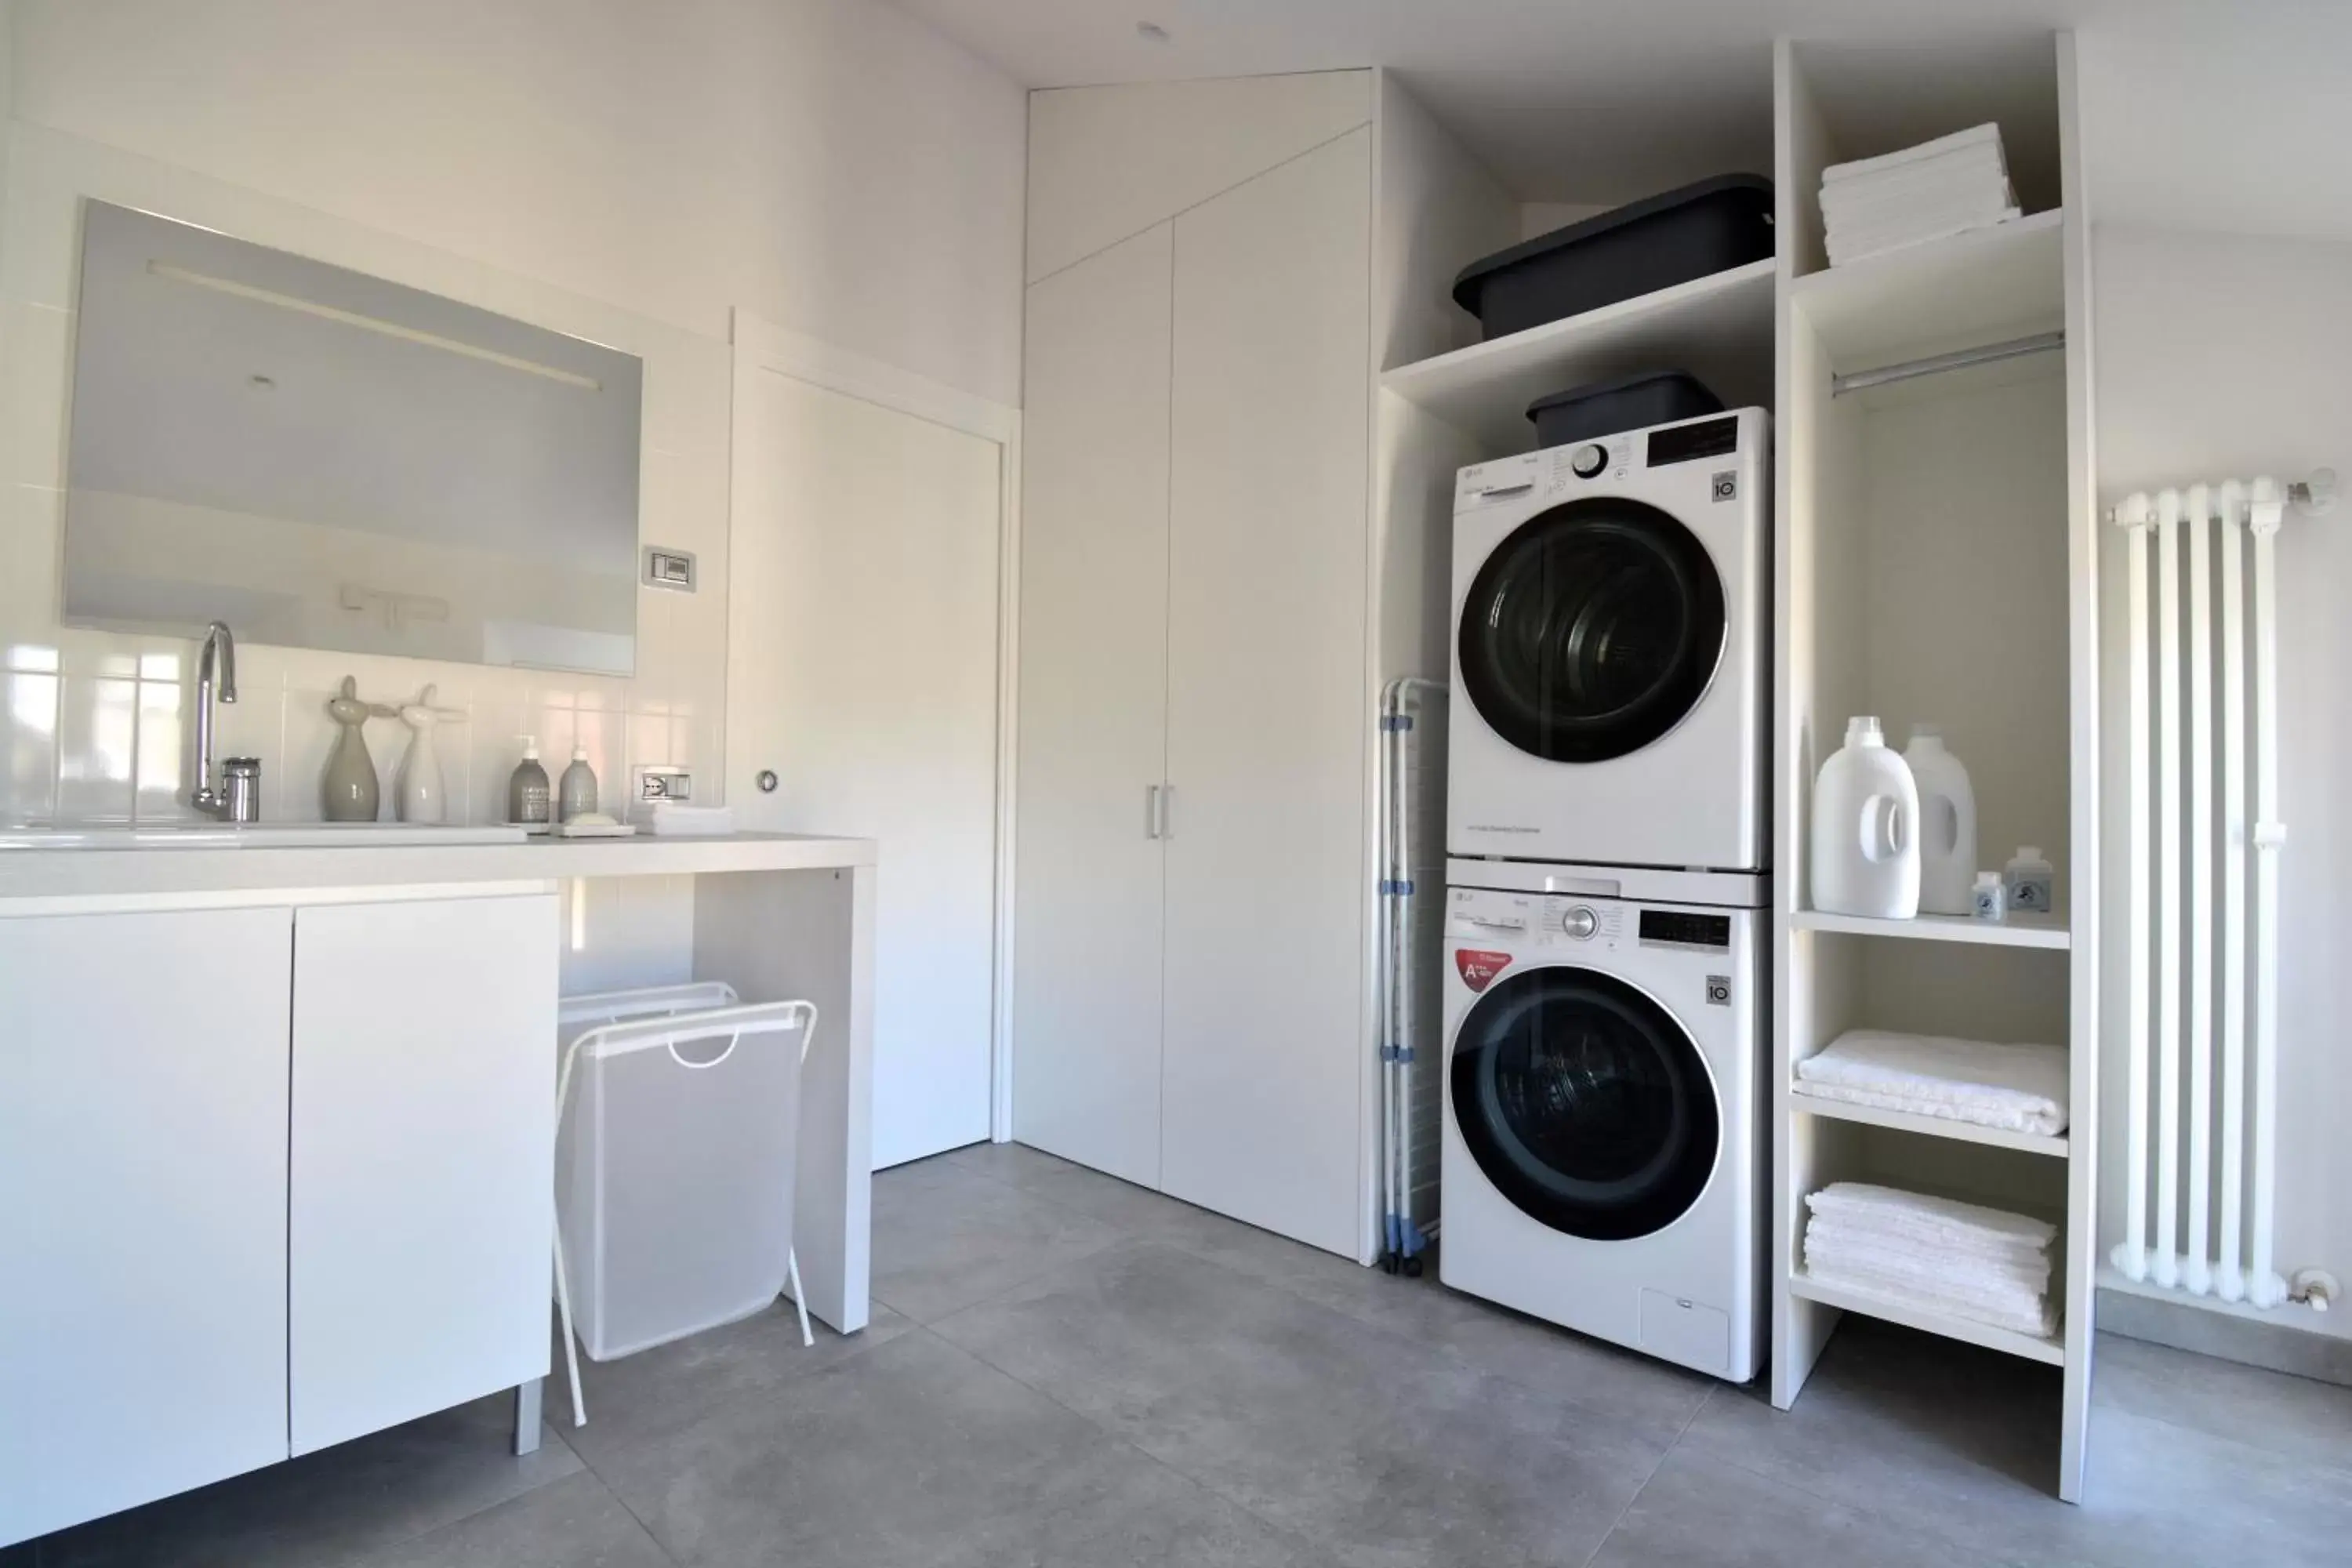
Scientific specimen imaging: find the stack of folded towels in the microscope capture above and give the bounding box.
[1795,1029,2067,1136]
[1820,123,2020,267]
[1804,1182,2058,1337]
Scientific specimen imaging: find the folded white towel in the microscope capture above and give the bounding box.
[1802,1239,2051,1314]
[1793,1081,2063,1137]
[1806,1182,2058,1251]
[1820,171,2013,225]
[1826,209,2021,267]
[1805,1260,2057,1338]
[1820,155,2009,213]
[1796,1033,2067,1135]
[1804,1217,2052,1280]
[635,802,737,837]
[1823,123,2009,186]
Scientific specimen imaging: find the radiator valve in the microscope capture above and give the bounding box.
[2291,1269,2341,1312]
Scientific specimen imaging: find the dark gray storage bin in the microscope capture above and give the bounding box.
[1452,175,1773,341]
[1527,372,1724,448]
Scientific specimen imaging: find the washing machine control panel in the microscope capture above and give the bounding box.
[1446,888,1626,949]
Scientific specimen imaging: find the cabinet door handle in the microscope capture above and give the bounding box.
[1145,784,1161,840]
[1160,785,1174,842]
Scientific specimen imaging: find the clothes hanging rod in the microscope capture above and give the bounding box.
[1830,330,2065,397]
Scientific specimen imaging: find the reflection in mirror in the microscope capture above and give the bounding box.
[62,201,642,675]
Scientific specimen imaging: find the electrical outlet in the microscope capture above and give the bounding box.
[642,546,697,593]
[634,765,691,802]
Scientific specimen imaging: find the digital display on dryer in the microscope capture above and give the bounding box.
[1639,910,1732,948]
[1646,415,1738,466]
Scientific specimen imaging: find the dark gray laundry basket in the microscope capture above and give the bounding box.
[1452,175,1773,340]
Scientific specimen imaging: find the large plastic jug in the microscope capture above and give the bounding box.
[1811,717,1920,919]
[1904,725,1977,916]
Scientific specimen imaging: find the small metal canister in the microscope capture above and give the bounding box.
[221,757,263,824]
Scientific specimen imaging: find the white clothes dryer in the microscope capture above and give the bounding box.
[1448,409,1769,871]
[1439,858,1766,1381]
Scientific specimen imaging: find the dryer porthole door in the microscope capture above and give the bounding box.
[1457,497,1728,764]
[1450,964,1719,1240]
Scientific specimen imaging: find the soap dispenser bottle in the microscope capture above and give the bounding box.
[557,746,598,823]
[507,737,551,827]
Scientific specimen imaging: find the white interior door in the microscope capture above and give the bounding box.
[1011,224,1174,1188]
[730,360,1004,1170]
[1160,129,1373,1256]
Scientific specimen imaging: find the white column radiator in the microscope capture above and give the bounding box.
[2108,478,2299,1307]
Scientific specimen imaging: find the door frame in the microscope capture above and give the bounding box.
[728,309,1024,1145]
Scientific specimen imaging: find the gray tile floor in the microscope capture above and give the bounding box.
[22,1142,2352,1566]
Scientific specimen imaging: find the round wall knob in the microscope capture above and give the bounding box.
[756,769,779,793]
[1563,905,1599,939]
[1570,443,1608,478]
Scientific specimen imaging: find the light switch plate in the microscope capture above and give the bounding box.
[642,546,697,593]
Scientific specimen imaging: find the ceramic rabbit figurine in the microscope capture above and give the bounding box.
[321,676,400,822]
[392,684,469,825]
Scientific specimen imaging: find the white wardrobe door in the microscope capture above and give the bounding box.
[1161,128,1372,1255]
[728,367,1004,1171]
[1011,223,1174,1188]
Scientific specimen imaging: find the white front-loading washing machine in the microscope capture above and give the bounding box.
[1449,408,1769,871]
[1439,858,1766,1381]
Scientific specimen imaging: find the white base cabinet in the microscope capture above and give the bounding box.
[0,891,557,1544]
[290,895,557,1454]
[1,907,295,1544]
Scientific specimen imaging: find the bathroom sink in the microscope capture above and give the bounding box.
[0,822,530,850]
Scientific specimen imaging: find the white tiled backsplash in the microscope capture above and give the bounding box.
[0,127,735,829]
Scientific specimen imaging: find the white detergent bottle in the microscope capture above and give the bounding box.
[1904,724,1977,916]
[1810,716,1921,920]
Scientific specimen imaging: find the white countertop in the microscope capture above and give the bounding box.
[0,830,877,903]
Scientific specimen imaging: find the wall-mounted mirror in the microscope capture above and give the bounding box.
[61,200,643,676]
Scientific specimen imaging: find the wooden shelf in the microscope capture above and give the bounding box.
[1380,259,1774,451]
[1790,1089,2070,1158]
[1791,209,2064,373]
[1792,908,2070,950]
[1789,1270,2066,1367]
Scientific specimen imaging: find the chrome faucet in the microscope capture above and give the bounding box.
[191,620,241,818]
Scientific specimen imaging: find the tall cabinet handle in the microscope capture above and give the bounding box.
[1145,784,1162,840]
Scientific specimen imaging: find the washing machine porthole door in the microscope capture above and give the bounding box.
[1457,496,1728,764]
[1450,964,1719,1240]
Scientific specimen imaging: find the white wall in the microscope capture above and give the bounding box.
[0,0,1024,834]
[2090,221,2352,1334]
[9,0,1025,405]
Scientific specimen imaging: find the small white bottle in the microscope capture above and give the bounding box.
[1904,725,1977,916]
[1809,716,1921,920]
[2005,847,2056,916]
[1972,871,2007,923]
[558,746,598,823]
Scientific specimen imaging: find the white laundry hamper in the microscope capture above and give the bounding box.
[552,983,818,1385]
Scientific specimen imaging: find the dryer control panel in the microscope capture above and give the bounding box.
[1454,435,1636,511]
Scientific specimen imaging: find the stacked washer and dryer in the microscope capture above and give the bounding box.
[1439,407,1772,1383]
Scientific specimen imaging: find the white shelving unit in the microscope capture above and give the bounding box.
[1790,1270,2067,1366]
[1381,258,1775,449]
[1791,1092,2071,1158]
[1791,908,2071,949]
[1770,34,2100,1502]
